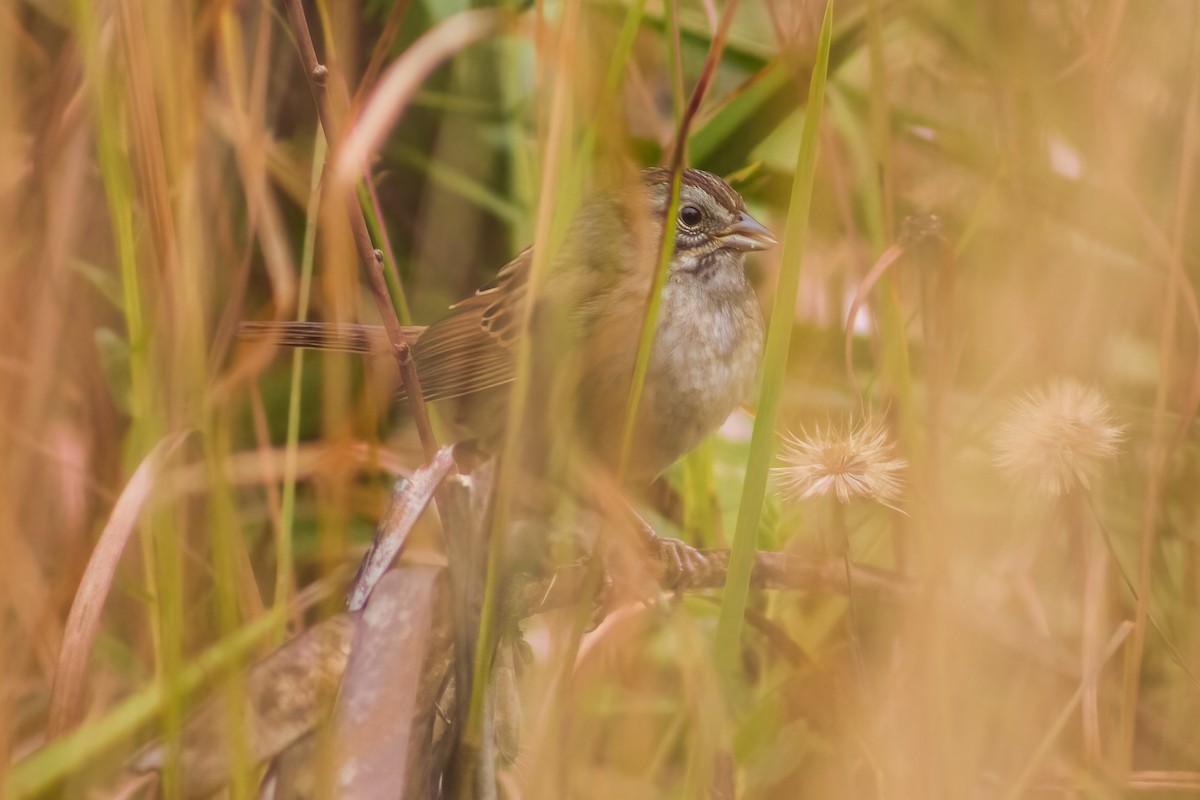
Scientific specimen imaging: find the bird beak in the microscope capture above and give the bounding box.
[718,212,778,252]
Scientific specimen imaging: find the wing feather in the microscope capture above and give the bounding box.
[406,249,531,401]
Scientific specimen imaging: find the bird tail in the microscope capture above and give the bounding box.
[237,321,420,354]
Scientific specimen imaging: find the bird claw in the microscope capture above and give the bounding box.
[644,532,712,590]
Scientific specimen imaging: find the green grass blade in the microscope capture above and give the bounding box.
[618,168,682,474]
[4,608,287,799]
[714,0,835,682]
[276,132,327,615]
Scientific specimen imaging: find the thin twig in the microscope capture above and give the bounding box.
[281,0,439,462]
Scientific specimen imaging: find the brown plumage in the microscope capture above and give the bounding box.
[241,168,774,481]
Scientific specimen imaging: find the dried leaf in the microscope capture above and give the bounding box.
[334,567,452,798]
[129,614,356,798]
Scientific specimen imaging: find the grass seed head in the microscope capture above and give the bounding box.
[993,379,1125,498]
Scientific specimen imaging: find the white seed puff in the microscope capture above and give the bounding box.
[773,419,906,510]
[993,379,1125,498]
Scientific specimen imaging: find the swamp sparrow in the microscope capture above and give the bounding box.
[244,167,774,543]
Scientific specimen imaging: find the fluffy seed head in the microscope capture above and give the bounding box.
[773,420,906,509]
[993,379,1125,498]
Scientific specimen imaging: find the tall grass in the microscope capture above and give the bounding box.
[4,0,1200,797]
[714,0,832,686]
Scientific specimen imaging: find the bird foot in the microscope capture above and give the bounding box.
[640,529,715,590]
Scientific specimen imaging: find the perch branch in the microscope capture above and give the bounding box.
[519,549,915,616]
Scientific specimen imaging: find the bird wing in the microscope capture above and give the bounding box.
[451,245,529,347]
[408,247,531,401]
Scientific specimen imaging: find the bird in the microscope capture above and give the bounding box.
[242,167,775,568]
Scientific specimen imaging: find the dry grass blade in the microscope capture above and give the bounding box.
[461,0,584,772]
[842,241,903,392]
[333,9,507,188]
[1119,23,1200,770]
[1127,771,1200,791]
[45,431,192,738]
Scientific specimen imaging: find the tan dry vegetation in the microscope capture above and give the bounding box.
[3,0,1200,798]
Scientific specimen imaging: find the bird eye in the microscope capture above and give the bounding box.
[679,205,703,228]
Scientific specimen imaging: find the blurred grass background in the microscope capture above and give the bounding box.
[3,0,1200,796]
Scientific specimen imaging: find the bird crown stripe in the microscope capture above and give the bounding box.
[641,168,745,212]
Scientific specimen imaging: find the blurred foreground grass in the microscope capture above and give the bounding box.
[3,0,1200,797]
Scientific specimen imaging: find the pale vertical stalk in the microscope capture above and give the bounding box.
[679,605,726,800]
[575,0,647,178]
[501,36,536,247]
[1119,20,1200,773]
[858,33,925,783]
[0,9,17,776]
[462,0,583,786]
[664,0,685,128]
[1068,488,1109,765]
[832,499,866,689]
[916,235,954,794]
[67,0,152,540]
[714,0,834,680]
[518,5,659,784]
[201,14,257,780]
